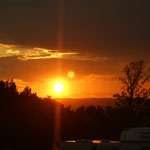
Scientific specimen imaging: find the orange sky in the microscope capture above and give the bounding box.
[0,0,150,98]
[0,43,149,98]
[13,72,121,98]
[16,74,122,98]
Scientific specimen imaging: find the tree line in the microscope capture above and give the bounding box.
[0,60,150,150]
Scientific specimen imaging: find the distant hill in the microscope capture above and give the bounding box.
[54,98,115,110]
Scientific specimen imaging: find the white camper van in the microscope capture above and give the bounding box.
[53,127,150,150]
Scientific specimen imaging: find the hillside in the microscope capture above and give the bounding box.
[55,98,115,110]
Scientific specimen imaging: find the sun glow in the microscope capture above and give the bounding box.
[43,78,69,98]
[54,82,64,93]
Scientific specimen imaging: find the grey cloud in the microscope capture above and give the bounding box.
[0,0,149,59]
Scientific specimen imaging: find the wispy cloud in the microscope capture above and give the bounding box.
[0,43,15,48]
[80,74,119,82]
[0,43,78,60]
[66,54,110,62]
[19,49,78,60]
[6,49,20,54]
[0,43,110,61]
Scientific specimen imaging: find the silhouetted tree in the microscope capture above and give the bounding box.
[20,86,37,98]
[20,86,32,96]
[0,80,19,108]
[2,78,150,150]
[0,79,18,95]
[114,60,150,109]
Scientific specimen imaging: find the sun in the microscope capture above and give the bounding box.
[54,82,64,93]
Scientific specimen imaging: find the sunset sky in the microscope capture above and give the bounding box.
[0,0,150,98]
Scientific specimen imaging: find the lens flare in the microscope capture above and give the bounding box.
[68,71,75,78]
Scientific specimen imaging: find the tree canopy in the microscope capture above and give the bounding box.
[114,60,150,109]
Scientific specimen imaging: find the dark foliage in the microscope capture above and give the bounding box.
[0,77,150,150]
[114,60,150,109]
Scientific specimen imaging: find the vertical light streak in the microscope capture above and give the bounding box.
[57,0,64,51]
[54,0,64,143]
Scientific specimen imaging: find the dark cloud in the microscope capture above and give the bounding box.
[0,0,58,48]
[63,0,150,57]
[0,0,50,4]
[0,0,149,59]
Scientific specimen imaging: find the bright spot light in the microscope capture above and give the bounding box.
[68,71,75,78]
[54,82,64,93]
